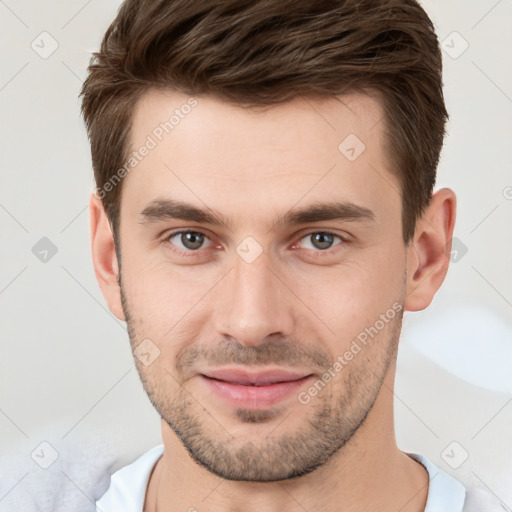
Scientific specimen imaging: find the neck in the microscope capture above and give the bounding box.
[144,371,429,512]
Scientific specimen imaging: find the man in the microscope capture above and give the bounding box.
[80,0,502,510]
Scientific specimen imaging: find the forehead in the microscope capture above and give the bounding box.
[121,88,400,229]
[131,88,384,148]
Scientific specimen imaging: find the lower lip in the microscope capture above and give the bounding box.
[200,375,313,409]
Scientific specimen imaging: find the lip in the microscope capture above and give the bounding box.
[201,368,311,385]
[199,368,314,409]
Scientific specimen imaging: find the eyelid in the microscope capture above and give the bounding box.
[298,228,348,240]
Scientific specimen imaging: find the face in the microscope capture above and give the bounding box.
[117,89,408,481]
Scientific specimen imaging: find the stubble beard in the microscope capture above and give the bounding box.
[120,284,403,482]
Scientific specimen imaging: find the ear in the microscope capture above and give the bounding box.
[89,193,125,321]
[404,188,457,312]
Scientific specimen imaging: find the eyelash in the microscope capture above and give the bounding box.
[162,229,347,259]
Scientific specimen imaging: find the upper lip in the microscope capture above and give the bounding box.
[200,368,312,386]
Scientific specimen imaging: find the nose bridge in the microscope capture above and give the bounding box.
[215,248,293,346]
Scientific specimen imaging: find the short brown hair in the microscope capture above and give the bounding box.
[80,0,448,244]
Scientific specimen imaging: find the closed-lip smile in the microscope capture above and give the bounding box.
[199,367,314,408]
[201,368,312,385]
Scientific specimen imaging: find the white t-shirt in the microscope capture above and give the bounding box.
[96,445,503,511]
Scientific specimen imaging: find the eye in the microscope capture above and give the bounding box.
[297,232,344,251]
[167,231,212,253]
[163,229,345,260]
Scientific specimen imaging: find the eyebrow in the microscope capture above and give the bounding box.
[139,198,375,230]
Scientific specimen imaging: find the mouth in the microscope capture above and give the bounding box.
[198,368,314,409]
[201,368,312,385]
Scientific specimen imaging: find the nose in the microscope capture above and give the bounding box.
[213,249,295,347]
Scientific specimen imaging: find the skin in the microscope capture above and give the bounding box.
[90,89,456,512]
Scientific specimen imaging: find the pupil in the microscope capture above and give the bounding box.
[182,232,203,250]
[312,233,332,250]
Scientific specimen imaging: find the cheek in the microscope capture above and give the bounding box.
[120,256,214,364]
[121,239,208,308]
[290,247,405,344]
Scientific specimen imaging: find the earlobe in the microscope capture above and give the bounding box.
[404,188,457,312]
[89,193,125,321]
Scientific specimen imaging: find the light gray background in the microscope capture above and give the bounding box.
[1,0,511,507]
